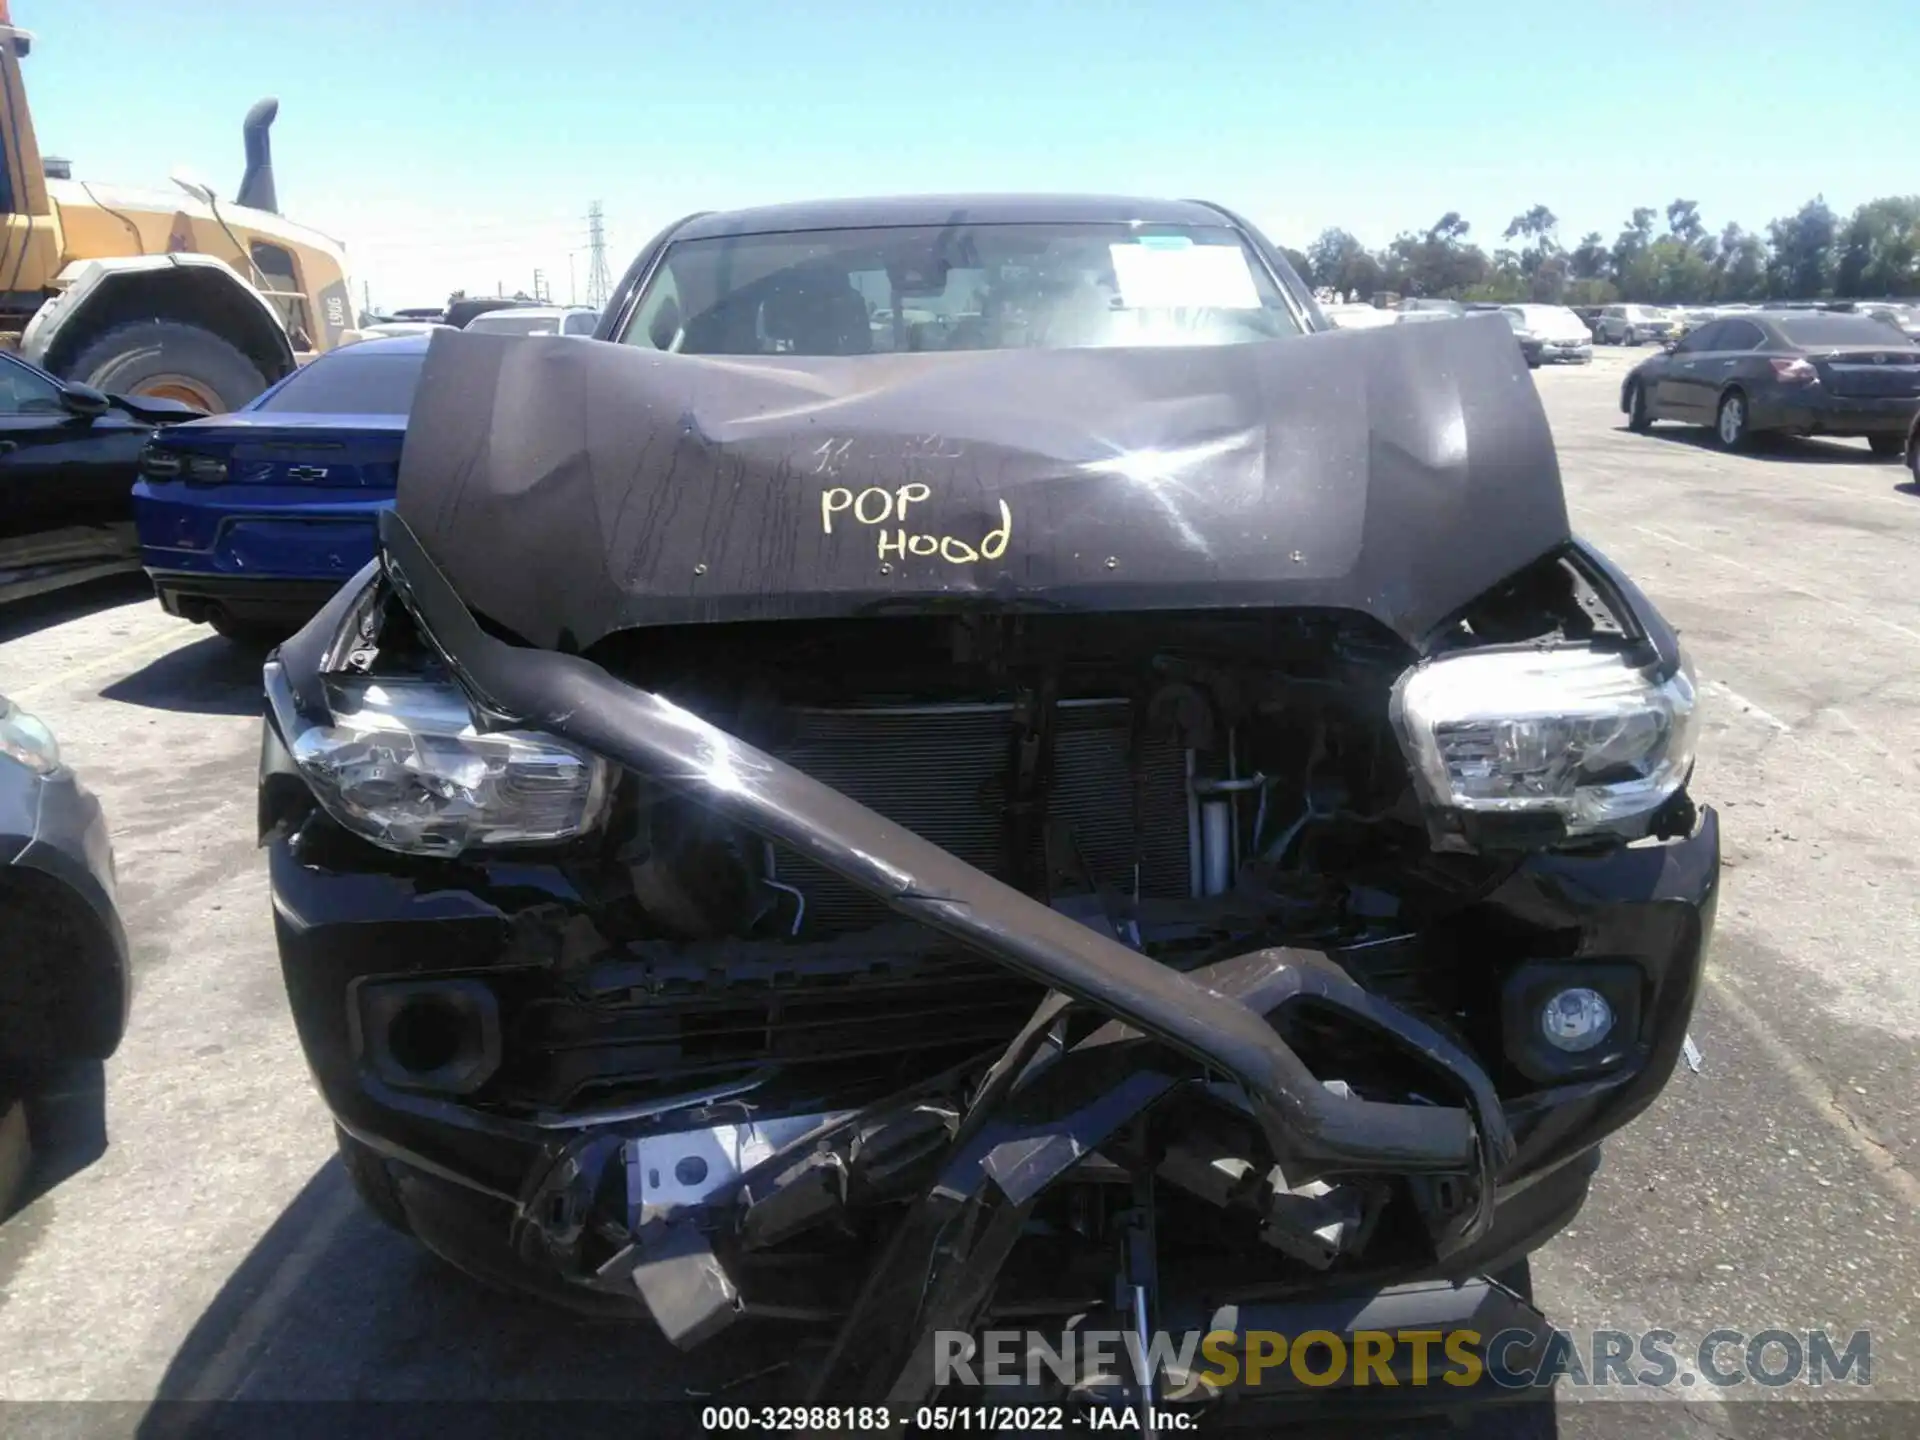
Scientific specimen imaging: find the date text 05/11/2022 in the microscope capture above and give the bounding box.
[698,1405,1198,1432]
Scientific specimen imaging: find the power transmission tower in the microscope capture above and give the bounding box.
[586,201,613,308]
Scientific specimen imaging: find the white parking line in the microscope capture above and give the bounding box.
[3,626,188,707]
[1701,679,1791,733]
[1707,973,1920,1213]
[1633,525,1920,647]
[153,1182,359,1408]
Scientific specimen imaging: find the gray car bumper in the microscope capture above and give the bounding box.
[1,759,130,1067]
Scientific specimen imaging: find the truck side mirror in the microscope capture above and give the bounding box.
[59,382,111,420]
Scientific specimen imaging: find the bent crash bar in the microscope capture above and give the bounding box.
[278,517,1524,1394]
[365,511,1512,1185]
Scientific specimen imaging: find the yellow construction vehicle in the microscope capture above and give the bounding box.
[0,3,354,410]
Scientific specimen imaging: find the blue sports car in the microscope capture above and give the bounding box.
[132,335,428,640]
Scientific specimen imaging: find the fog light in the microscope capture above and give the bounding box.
[1540,988,1614,1052]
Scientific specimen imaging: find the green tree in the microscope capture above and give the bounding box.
[1646,237,1713,303]
[1503,205,1563,296]
[1568,231,1612,283]
[1765,197,1839,299]
[1306,228,1382,301]
[1611,207,1658,287]
[1282,247,1313,284]
[1564,277,1619,306]
[1834,196,1920,299]
[1665,199,1707,248]
[1465,248,1527,302]
[1388,213,1491,297]
[1529,253,1571,303]
[1714,224,1767,301]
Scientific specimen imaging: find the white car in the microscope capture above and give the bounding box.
[1321,303,1397,330]
[463,306,601,338]
[1593,304,1677,346]
[342,321,447,344]
[1500,304,1594,365]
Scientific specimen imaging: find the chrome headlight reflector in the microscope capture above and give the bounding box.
[0,694,61,776]
[1392,645,1698,839]
[274,669,611,856]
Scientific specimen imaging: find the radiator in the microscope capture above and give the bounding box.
[769,698,1191,937]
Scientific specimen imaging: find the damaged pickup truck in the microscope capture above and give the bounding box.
[258,196,1717,1410]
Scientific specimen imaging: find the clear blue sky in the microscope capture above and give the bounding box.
[23,0,1918,310]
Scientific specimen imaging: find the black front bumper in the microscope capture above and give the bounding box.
[261,522,1719,1390]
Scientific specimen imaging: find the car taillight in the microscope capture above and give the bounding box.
[1769,357,1816,383]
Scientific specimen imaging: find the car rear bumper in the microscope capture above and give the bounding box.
[148,572,349,626]
[1751,389,1920,437]
[132,483,387,597]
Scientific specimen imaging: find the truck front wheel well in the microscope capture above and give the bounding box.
[40,264,295,387]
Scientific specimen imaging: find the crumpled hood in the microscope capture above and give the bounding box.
[393,314,1569,653]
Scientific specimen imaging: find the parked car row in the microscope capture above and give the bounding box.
[1621,309,1920,460]
[345,301,601,346]
[1,279,605,630]
[1497,304,1593,366]
[0,354,202,605]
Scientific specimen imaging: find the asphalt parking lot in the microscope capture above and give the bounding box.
[2,346,1918,1437]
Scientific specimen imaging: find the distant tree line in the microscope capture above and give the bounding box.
[1285,195,1920,306]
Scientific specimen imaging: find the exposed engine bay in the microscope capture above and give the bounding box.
[260,317,1718,1412]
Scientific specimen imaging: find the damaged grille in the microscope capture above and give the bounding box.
[504,943,1040,1111]
[770,698,1191,937]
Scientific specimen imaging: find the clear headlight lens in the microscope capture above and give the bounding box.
[0,694,61,775]
[1392,646,1698,836]
[281,673,611,856]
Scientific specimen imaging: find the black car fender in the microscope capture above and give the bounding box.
[0,761,131,1066]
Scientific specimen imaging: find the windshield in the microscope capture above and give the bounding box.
[1776,314,1920,348]
[253,349,424,414]
[466,312,563,336]
[620,222,1302,355]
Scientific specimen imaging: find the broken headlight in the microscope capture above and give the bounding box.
[1391,645,1698,838]
[0,694,61,776]
[278,673,612,856]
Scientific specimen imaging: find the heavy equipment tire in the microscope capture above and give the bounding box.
[334,1124,413,1235]
[67,320,269,413]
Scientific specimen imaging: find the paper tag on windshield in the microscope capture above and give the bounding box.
[1109,242,1261,310]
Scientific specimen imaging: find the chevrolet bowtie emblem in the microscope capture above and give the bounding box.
[288,465,330,481]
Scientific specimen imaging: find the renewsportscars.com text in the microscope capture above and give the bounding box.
[936,1327,1873,1391]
